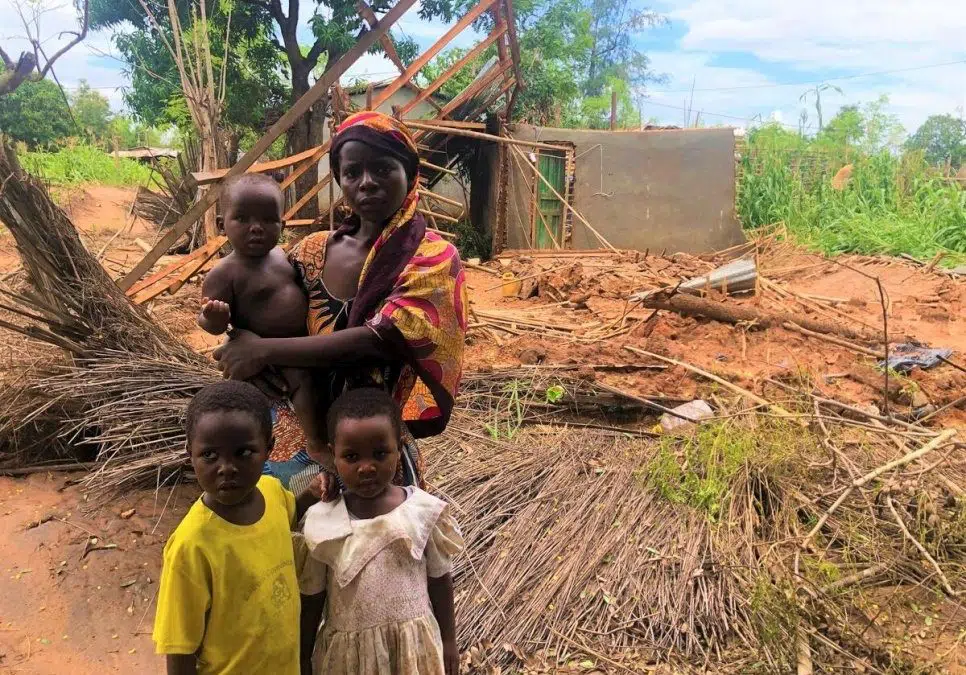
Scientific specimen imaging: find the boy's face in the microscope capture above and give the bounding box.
[188,410,270,506]
[220,181,284,258]
[332,415,400,499]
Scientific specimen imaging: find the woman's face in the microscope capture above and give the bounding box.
[337,141,410,225]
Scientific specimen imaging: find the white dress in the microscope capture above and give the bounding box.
[296,488,463,675]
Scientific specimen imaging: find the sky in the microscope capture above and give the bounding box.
[2,0,965,136]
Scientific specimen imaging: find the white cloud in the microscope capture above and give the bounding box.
[645,0,966,132]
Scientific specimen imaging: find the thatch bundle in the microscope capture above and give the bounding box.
[2,141,965,672]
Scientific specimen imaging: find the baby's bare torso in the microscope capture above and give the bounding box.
[221,247,307,338]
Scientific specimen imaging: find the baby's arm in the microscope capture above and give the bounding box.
[198,265,233,335]
[428,574,458,675]
[166,655,197,675]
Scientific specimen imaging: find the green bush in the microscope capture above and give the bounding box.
[738,123,966,264]
[20,145,158,187]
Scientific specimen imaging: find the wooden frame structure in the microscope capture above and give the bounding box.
[121,0,523,304]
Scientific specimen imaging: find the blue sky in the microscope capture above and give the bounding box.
[3,0,965,135]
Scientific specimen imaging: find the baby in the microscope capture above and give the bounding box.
[198,174,323,456]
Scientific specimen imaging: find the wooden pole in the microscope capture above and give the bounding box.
[369,0,499,111]
[509,144,617,251]
[406,120,566,151]
[397,24,507,116]
[118,0,419,291]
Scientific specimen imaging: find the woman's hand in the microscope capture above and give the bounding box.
[212,329,268,381]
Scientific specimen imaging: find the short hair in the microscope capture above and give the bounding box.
[185,380,273,443]
[219,173,284,214]
[326,387,403,444]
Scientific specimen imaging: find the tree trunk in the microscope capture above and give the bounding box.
[198,120,221,244]
[286,64,325,220]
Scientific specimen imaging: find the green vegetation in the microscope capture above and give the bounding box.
[644,420,803,522]
[739,99,966,262]
[20,145,158,187]
[0,78,176,152]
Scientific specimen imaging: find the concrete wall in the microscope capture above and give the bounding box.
[503,125,745,253]
[314,88,467,216]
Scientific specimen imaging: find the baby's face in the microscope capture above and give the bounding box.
[222,182,284,258]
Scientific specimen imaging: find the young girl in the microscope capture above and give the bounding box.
[297,387,463,675]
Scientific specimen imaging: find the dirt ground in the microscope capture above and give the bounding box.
[2,186,966,673]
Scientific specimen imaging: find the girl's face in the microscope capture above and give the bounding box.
[332,414,400,499]
[337,141,410,225]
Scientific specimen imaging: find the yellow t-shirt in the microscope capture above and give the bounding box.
[153,475,300,675]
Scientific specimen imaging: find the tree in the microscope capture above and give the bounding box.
[0,78,72,146]
[420,0,662,127]
[0,0,89,95]
[93,0,419,216]
[583,0,664,96]
[905,114,966,168]
[71,81,112,144]
[799,82,843,131]
[819,105,863,147]
[92,0,288,156]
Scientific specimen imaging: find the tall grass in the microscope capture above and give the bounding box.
[20,144,158,187]
[738,126,966,263]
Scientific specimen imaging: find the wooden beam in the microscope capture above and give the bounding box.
[130,236,228,303]
[490,4,509,66]
[191,145,320,186]
[509,144,617,251]
[398,23,506,117]
[124,234,227,297]
[279,140,332,191]
[164,238,227,295]
[284,174,333,220]
[430,61,508,122]
[417,207,459,223]
[369,0,499,112]
[407,120,565,151]
[420,159,457,176]
[416,120,486,129]
[418,189,463,209]
[118,0,419,291]
[503,0,524,93]
[355,0,442,112]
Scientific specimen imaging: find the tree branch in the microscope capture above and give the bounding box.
[305,38,326,69]
[37,0,90,79]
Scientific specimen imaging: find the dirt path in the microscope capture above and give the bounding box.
[0,474,198,674]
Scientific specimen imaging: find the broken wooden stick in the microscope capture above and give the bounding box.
[623,345,797,419]
[635,290,878,342]
[802,428,957,548]
[887,494,959,596]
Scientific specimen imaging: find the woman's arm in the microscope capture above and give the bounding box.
[213,326,394,381]
[428,573,458,675]
[166,654,197,675]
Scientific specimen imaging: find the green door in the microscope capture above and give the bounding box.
[534,151,566,248]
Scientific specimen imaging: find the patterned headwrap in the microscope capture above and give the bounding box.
[329,111,420,185]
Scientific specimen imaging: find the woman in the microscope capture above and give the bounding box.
[213,111,467,494]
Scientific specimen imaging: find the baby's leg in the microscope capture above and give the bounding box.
[281,368,334,473]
